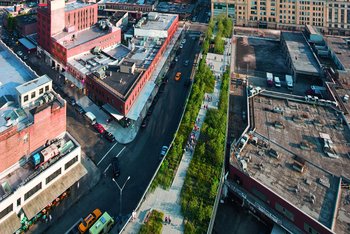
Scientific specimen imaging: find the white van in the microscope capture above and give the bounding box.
[285,75,293,90]
[274,76,281,87]
[85,112,96,125]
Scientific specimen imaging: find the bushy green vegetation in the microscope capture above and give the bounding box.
[139,210,164,234]
[180,69,229,234]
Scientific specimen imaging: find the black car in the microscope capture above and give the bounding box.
[74,104,85,114]
[67,96,76,106]
[103,131,116,142]
[111,157,120,178]
[141,118,148,128]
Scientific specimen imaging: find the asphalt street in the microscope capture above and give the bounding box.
[39,31,201,233]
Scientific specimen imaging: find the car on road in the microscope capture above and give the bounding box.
[175,56,179,62]
[103,131,116,142]
[159,146,169,160]
[74,104,85,114]
[93,123,105,134]
[111,157,120,178]
[78,208,102,233]
[68,96,76,106]
[179,44,183,49]
[181,39,186,44]
[16,51,23,57]
[141,117,148,128]
[175,72,181,81]
[183,60,189,66]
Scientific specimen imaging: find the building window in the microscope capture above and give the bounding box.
[275,203,294,221]
[45,85,49,91]
[0,204,13,219]
[31,92,36,99]
[39,88,44,95]
[24,95,28,102]
[65,156,78,170]
[17,198,21,206]
[24,183,42,201]
[46,168,62,184]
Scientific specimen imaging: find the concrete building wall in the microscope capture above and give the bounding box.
[0,142,81,223]
[134,28,168,38]
[229,165,333,234]
[49,0,65,36]
[65,4,98,31]
[0,103,66,173]
[211,0,350,34]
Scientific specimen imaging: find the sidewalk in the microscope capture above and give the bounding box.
[123,79,223,234]
[28,154,101,234]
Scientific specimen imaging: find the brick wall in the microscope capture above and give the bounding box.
[65,4,98,31]
[0,104,66,173]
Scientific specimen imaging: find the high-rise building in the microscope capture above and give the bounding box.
[211,0,350,35]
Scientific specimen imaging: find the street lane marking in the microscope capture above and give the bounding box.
[104,163,111,174]
[116,146,126,158]
[97,142,118,166]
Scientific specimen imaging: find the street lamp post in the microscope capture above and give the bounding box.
[112,176,131,218]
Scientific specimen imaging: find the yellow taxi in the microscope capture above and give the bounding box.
[78,208,102,233]
[175,72,181,81]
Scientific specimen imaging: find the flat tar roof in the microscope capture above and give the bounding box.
[282,32,320,75]
[324,36,350,70]
[94,66,142,99]
[237,142,339,228]
[0,42,37,97]
[104,44,130,61]
[53,26,118,50]
[232,95,350,231]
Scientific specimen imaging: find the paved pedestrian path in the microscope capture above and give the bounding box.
[123,80,223,234]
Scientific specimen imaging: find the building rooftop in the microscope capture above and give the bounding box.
[324,36,350,71]
[15,75,51,95]
[135,12,176,32]
[68,52,116,75]
[16,14,37,25]
[0,132,78,202]
[156,2,195,14]
[234,142,340,228]
[0,42,37,98]
[65,1,91,12]
[231,95,350,232]
[94,64,143,99]
[126,37,163,69]
[104,44,130,61]
[282,32,320,75]
[99,0,156,5]
[53,25,119,50]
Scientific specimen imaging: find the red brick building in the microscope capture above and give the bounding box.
[85,13,178,115]
[37,0,121,69]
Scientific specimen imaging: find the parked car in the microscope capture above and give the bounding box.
[103,131,116,142]
[74,104,85,114]
[78,209,102,233]
[183,60,189,66]
[16,51,23,57]
[181,39,186,44]
[141,118,148,128]
[175,56,179,62]
[179,44,183,49]
[67,96,76,106]
[111,157,120,178]
[93,123,105,134]
[159,146,169,160]
[175,72,181,81]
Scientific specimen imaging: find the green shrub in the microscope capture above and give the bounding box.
[139,210,164,234]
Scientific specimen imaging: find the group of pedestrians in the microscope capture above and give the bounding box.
[164,216,172,224]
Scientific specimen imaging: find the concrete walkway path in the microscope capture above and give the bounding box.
[123,80,223,234]
[123,37,231,234]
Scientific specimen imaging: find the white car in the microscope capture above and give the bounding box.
[179,44,183,49]
[182,39,186,44]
